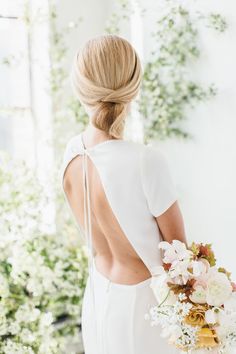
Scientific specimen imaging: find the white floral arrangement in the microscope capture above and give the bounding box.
[0,233,88,353]
[145,240,236,353]
[0,152,88,353]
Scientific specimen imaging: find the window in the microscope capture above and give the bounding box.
[0,1,31,155]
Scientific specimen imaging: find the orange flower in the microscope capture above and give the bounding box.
[184,305,207,327]
[196,327,219,348]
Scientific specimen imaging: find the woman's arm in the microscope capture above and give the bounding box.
[155,200,188,246]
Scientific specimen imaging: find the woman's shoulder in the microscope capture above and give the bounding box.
[61,132,166,164]
[127,140,168,163]
[115,140,170,173]
[61,134,82,162]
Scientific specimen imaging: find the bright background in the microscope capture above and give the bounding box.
[1,0,235,272]
[0,1,236,352]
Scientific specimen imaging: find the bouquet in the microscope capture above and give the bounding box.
[145,240,236,353]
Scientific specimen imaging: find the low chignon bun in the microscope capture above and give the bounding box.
[70,34,142,139]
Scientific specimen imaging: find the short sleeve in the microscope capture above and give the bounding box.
[141,145,178,217]
[60,135,78,188]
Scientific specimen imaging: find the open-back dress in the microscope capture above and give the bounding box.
[60,131,180,354]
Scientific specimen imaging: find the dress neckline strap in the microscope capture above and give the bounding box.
[81,132,98,344]
[80,133,89,155]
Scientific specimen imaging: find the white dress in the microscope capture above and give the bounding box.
[60,132,180,354]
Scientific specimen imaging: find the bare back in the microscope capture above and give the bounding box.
[61,132,180,285]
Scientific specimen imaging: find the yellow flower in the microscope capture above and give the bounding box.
[184,305,207,327]
[196,327,219,348]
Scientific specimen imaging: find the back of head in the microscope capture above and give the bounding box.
[70,34,142,139]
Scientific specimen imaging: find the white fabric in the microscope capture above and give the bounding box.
[60,132,179,354]
[82,257,180,354]
[60,132,178,276]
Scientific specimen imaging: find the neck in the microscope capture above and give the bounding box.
[83,122,117,144]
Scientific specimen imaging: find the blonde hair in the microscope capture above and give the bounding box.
[70,34,142,139]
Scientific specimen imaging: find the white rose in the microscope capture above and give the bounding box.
[223,292,236,312]
[189,285,207,304]
[206,272,232,307]
[150,274,168,303]
[150,274,177,305]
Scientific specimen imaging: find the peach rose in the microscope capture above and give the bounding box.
[231,282,236,292]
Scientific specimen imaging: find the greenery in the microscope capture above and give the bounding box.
[1,1,228,143]
[105,2,227,142]
[0,153,44,236]
[1,4,90,350]
[139,5,218,141]
[0,152,88,353]
[199,12,228,33]
[105,0,146,34]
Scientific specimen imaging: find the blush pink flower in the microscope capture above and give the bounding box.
[231,282,236,292]
[193,275,208,290]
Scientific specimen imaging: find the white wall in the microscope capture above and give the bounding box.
[55,0,114,89]
[141,0,236,277]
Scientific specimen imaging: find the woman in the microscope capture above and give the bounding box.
[61,34,187,354]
